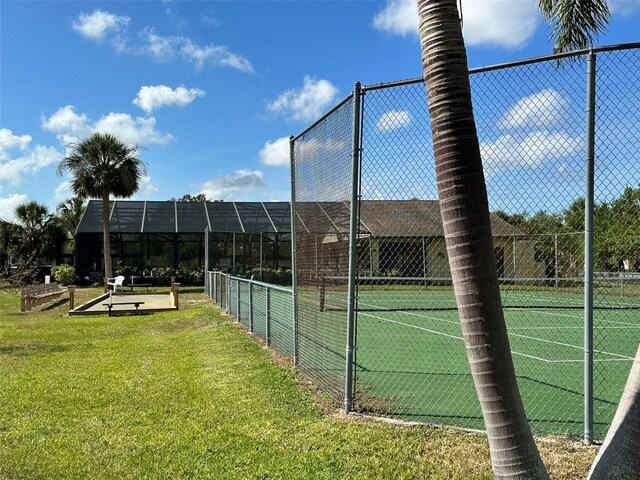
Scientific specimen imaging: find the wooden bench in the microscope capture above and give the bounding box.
[21,282,66,312]
[102,298,145,316]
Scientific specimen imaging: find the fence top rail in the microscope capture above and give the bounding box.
[291,93,353,142]
[354,42,640,92]
[209,271,293,294]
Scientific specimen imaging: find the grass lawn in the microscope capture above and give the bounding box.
[0,286,597,479]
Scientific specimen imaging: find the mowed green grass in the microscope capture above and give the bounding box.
[1,286,507,479]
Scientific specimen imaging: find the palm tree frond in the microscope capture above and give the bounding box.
[543,0,610,53]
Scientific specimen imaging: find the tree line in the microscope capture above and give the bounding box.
[0,198,84,282]
[496,185,640,274]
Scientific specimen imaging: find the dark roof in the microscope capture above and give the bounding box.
[76,200,291,234]
[358,200,523,237]
[76,200,522,237]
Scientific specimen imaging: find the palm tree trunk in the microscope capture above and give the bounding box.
[588,345,640,479]
[416,1,547,477]
[102,188,112,279]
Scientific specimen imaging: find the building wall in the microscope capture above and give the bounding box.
[363,236,545,281]
[76,231,291,278]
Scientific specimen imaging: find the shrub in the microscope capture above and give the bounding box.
[149,267,204,286]
[52,264,77,285]
[114,261,140,278]
[84,271,104,287]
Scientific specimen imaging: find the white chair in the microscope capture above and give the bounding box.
[106,275,125,293]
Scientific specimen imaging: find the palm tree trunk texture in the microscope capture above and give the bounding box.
[102,188,112,280]
[416,1,547,478]
[588,345,640,479]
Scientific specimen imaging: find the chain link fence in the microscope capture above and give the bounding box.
[207,271,295,356]
[206,43,640,443]
[294,44,639,442]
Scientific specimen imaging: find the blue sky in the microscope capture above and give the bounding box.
[1,0,639,222]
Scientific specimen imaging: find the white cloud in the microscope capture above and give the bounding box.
[462,1,539,48]
[41,106,92,143]
[259,137,290,167]
[133,85,205,113]
[0,193,29,223]
[372,0,417,36]
[138,176,160,196]
[138,29,254,73]
[376,110,412,132]
[42,106,173,147]
[139,28,178,61]
[0,129,62,190]
[54,181,73,202]
[610,0,640,15]
[180,39,255,73]
[266,76,339,122]
[0,129,32,155]
[499,89,570,129]
[202,12,220,26]
[198,169,265,200]
[74,19,254,73]
[72,10,130,41]
[94,113,173,145]
[295,137,347,157]
[481,130,582,175]
[373,0,540,49]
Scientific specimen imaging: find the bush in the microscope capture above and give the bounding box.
[52,264,77,285]
[150,267,204,286]
[114,261,140,278]
[84,271,104,287]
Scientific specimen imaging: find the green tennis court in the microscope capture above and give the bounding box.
[320,284,639,438]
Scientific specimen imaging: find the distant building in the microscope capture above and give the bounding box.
[75,200,291,277]
[295,200,544,282]
[75,199,543,281]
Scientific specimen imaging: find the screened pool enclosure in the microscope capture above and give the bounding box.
[75,200,292,278]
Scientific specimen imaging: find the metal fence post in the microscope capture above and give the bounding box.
[344,82,362,413]
[226,274,230,314]
[584,49,596,446]
[213,272,216,303]
[204,228,209,295]
[266,286,271,347]
[232,233,236,276]
[249,281,254,333]
[237,279,241,322]
[289,135,299,366]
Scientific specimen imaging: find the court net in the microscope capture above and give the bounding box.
[320,276,640,312]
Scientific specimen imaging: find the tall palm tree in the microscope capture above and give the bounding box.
[57,133,145,279]
[416,0,610,477]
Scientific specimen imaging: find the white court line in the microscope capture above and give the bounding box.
[512,325,640,330]
[506,308,640,328]
[599,319,640,327]
[509,308,581,320]
[508,332,634,360]
[361,313,551,363]
[359,311,463,342]
[547,358,633,363]
[358,309,636,363]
